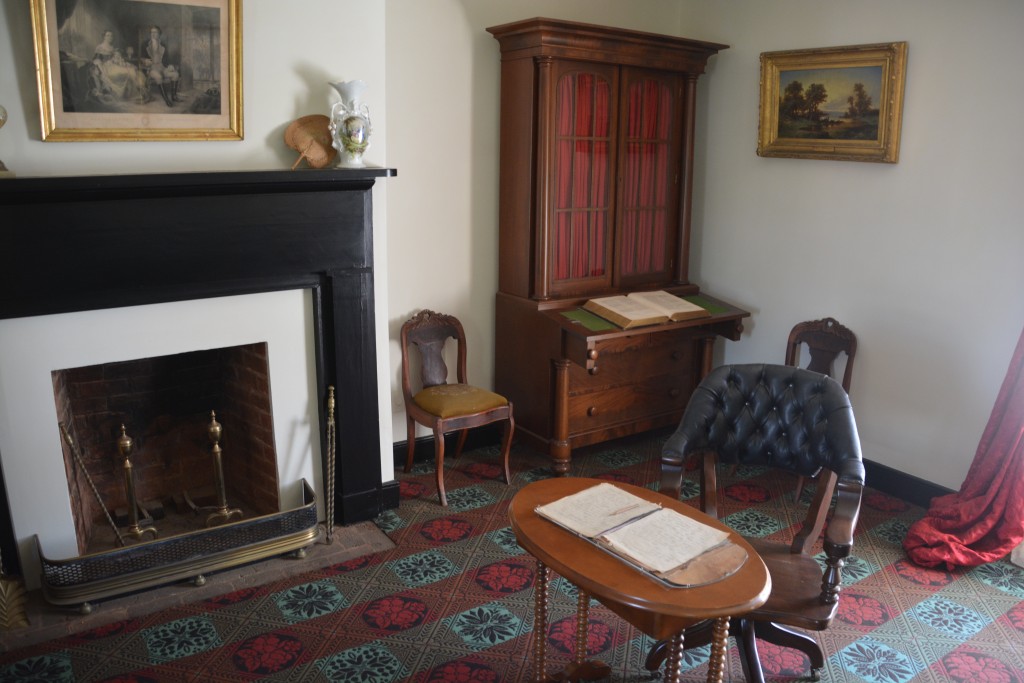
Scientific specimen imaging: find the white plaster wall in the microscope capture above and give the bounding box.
[0,2,387,175]
[672,0,1024,490]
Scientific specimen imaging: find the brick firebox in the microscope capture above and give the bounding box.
[52,343,279,555]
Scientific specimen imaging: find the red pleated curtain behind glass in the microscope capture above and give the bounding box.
[553,69,677,288]
[621,77,671,277]
[554,71,610,283]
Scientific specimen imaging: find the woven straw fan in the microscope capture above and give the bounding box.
[285,115,337,169]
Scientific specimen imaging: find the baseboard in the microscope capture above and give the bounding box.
[392,429,955,509]
[340,480,402,523]
[393,425,503,469]
[863,459,952,509]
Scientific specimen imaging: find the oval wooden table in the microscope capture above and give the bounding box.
[509,477,770,683]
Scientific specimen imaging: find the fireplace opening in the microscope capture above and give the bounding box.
[52,343,279,556]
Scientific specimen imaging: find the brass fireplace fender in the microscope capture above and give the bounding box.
[35,480,320,610]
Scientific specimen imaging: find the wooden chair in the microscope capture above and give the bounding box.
[786,317,857,501]
[400,310,514,506]
[649,364,865,682]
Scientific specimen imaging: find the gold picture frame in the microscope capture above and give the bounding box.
[757,42,907,163]
[30,0,242,142]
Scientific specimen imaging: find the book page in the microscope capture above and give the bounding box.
[583,296,668,328]
[597,507,730,574]
[586,295,664,320]
[535,482,661,538]
[627,290,710,321]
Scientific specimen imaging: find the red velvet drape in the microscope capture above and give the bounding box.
[903,325,1024,568]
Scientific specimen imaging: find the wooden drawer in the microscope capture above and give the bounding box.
[567,370,693,433]
[565,330,699,433]
[568,331,697,389]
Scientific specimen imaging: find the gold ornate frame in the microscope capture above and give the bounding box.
[30,0,242,142]
[757,42,907,163]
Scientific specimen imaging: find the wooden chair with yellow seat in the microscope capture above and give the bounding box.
[400,310,514,506]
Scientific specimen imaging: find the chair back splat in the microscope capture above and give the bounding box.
[649,363,864,682]
[404,312,465,388]
[786,317,857,392]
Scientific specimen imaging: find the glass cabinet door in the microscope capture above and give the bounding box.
[549,62,618,296]
[616,68,683,288]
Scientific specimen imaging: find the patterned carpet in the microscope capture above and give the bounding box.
[3,430,1024,682]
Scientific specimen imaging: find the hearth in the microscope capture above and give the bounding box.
[0,169,399,593]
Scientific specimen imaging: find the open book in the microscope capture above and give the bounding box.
[535,482,743,586]
[583,290,711,329]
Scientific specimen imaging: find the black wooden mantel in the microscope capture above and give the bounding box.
[0,169,398,573]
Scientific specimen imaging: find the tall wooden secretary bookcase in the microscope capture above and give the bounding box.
[488,18,749,474]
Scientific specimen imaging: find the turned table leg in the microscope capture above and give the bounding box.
[664,631,685,683]
[543,584,611,681]
[663,615,728,683]
[574,588,590,666]
[706,616,730,683]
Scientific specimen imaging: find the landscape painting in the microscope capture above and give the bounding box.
[757,42,907,163]
[776,65,883,141]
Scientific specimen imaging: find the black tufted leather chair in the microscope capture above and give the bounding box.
[648,363,865,682]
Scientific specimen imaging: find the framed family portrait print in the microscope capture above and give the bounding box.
[30,0,242,141]
[757,42,907,163]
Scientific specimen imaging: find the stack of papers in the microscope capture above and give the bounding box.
[535,482,735,584]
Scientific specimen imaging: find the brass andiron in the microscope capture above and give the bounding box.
[118,425,157,541]
[201,411,242,527]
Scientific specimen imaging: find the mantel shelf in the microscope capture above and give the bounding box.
[0,167,397,205]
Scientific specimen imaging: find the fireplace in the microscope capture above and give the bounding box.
[0,169,399,591]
